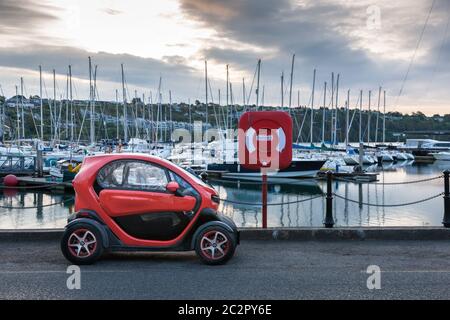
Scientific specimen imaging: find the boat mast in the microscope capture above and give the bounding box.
[188,97,192,139]
[288,54,295,115]
[20,77,24,140]
[142,93,146,139]
[375,86,381,144]
[229,82,234,125]
[115,89,119,140]
[226,64,229,128]
[88,57,94,145]
[310,69,316,145]
[149,91,153,141]
[383,90,386,143]
[334,73,340,146]
[121,63,127,142]
[0,85,3,142]
[93,65,98,144]
[218,89,225,130]
[204,60,208,133]
[15,85,19,142]
[367,90,371,144]
[65,70,69,140]
[52,69,56,144]
[39,66,44,141]
[280,72,284,109]
[359,90,363,143]
[142,92,145,131]
[156,76,162,143]
[345,89,350,147]
[242,78,246,112]
[322,82,327,144]
[330,73,334,143]
[58,92,63,142]
[169,90,173,142]
[134,90,139,138]
[69,65,73,144]
[256,59,261,110]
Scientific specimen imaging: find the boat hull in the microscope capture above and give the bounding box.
[207,159,326,180]
[431,152,450,161]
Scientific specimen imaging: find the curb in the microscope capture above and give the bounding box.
[0,227,449,241]
[0,229,64,241]
[239,227,450,241]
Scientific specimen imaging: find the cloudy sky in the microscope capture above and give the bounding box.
[0,0,449,115]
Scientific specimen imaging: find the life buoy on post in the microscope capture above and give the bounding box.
[238,111,293,228]
[239,111,292,171]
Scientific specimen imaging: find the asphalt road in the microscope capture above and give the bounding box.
[0,239,449,299]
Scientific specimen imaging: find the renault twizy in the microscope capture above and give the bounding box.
[61,154,239,265]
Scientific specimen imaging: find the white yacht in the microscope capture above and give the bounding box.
[404,139,450,150]
[431,152,450,161]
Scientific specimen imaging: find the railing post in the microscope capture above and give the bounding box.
[443,170,450,228]
[324,171,335,228]
[261,173,268,229]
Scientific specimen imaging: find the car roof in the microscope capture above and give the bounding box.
[84,153,174,167]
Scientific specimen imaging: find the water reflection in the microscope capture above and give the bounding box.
[0,190,74,229]
[213,179,325,228]
[214,161,448,228]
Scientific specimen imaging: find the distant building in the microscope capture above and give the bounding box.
[6,95,35,108]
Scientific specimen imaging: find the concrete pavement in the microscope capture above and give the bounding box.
[0,239,449,299]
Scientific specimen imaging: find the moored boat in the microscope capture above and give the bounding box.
[207,158,327,180]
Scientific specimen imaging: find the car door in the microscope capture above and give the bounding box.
[97,160,197,241]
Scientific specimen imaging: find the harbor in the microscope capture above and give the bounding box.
[1,160,449,229]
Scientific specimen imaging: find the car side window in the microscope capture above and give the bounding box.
[124,161,168,192]
[97,161,126,188]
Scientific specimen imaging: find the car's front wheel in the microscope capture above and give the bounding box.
[61,222,104,265]
[195,226,236,265]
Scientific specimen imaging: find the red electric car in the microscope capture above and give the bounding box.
[61,154,239,265]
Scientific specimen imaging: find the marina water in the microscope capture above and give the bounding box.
[1,160,448,229]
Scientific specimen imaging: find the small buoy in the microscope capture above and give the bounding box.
[4,174,18,187]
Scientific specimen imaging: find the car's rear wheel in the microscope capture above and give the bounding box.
[195,226,236,265]
[61,222,104,265]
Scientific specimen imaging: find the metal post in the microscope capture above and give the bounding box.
[262,173,268,229]
[324,171,335,228]
[36,148,43,177]
[359,142,364,168]
[443,170,450,228]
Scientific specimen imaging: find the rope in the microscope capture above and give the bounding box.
[219,194,324,206]
[0,197,74,209]
[207,177,318,186]
[332,175,443,185]
[332,192,443,207]
[395,0,436,107]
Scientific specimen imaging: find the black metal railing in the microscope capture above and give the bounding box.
[213,170,450,229]
[325,170,450,229]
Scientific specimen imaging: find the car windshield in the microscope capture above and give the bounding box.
[176,165,209,188]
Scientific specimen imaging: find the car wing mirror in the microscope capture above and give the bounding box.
[166,181,182,196]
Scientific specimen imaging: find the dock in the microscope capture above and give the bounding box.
[16,176,74,190]
[203,170,229,178]
[317,171,379,182]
